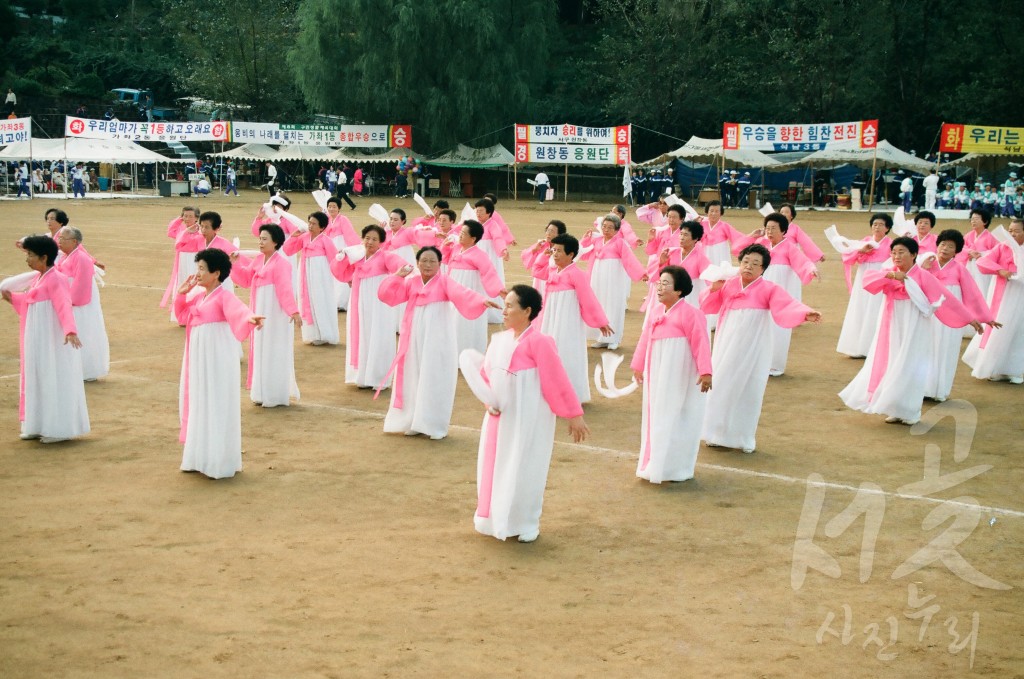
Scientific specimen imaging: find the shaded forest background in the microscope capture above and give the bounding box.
[2,0,1021,159]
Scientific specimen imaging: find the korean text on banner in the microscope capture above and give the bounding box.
[0,117,31,145]
[723,120,878,152]
[940,124,1024,155]
[514,123,631,165]
[65,117,230,142]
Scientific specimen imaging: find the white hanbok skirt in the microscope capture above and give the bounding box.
[963,277,1024,379]
[21,301,90,440]
[300,257,340,345]
[638,337,707,482]
[74,279,110,381]
[345,273,398,388]
[924,284,964,401]
[332,235,351,310]
[450,268,489,357]
[383,302,459,438]
[478,239,506,323]
[703,240,733,331]
[475,356,558,541]
[251,283,299,407]
[588,258,630,347]
[702,308,773,451]
[839,299,933,422]
[180,322,243,479]
[836,261,886,357]
[541,289,591,404]
[963,259,992,338]
[170,252,197,322]
[764,264,802,374]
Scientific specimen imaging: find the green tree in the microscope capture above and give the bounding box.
[291,0,557,152]
[160,0,305,120]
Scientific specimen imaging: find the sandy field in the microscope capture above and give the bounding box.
[0,191,1020,678]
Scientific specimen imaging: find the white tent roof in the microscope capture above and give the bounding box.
[425,143,515,168]
[208,143,278,161]
[774,139,934,173]
[272,145,337,161]
[640,136,782,168]
[939,152,1024,169]
[327,147,422,164]
[0,137,183,163]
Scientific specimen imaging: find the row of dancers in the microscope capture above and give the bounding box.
[3,199,1020,544]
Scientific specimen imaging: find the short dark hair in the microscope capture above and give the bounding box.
[706,199,724,214]
[433,199,450,209]
[550,233,579,258]
[196,248,232,282]
[870,213,894,231]
[510,284,542,321]
[969,207,992,227]
[199,211,222,230]
[45,209,69,226]
[416,246,443,262]
[548,219,567,235]
[390,208,406,223]
[462,219,485,242]
[935,229,964,253]
[327,196,342,208]
[914,210,936,228]
[667,204,686,219]
[739,243,771,269]
[681,220,704,241]
[474,198,494,216]
[22,235,58,267]
[613,204,627,218]
[659,265,693,297]
[309,211,329,229]
[259,224,286,249]
[482,192,498,205]
[439,209,457,223]
[779,203,797,219]
[362,224,387,242]
[764,212,789,233]
[890,236,919,256]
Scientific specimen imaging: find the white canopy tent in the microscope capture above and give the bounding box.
[424,143,515,168]
[639,135,782,168]
[207,143,278,161]
[328,147,421,164]
[773,139,933,174]
[0,137,187,197]
[272,145,337,162]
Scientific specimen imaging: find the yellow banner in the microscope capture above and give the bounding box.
[940,124,1024,154]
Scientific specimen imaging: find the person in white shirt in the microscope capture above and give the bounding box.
[534,171,550,204]
[193,177,211,197]
[899,172,913,211]
[922,169,939,210]
[265,162,278,196]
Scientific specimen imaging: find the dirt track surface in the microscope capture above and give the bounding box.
[0,193,1020,678]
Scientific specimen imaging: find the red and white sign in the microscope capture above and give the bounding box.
[723,120,878,152]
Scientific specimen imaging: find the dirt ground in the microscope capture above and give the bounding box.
[0,191,1020,678]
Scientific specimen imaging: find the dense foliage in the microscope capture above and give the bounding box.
[2,0,1021,156]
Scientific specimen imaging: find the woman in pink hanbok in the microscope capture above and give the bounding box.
[230,224,301,408]
[160,206,201,321]
[839,237,981,425]
[778,204,825,263]
[377,247,498,440]
[2,236,89,443]
[383,208,418,264]
[474,198,514,323]
[282,211,342,345]
[593,204,641,249]
[920,230,997,401]
[651,219,711,316]
[836,213,894,357]
[333,225,407,389]
[631,266,712,483]
[521,219,566,294]
[447,220,505,356]
[55,227,109,381]
[635,195,668,229]
[911,211,938,254]
[699,200,750,331]
[466,285,590,543]
[962,218,1024,383]
[579,214,646,350]
[957,208,999,339]
[536,234,612,404]
[413,208,461,263]
[700,244,821,453]
[643,204,686,273]
[175,249,263,479]
[326,197,359,310]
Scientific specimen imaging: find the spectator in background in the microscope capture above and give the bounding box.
[4,88,16,114]
[534,170,550,204]
[352,166,364,195]
[265,161,278,196]
[337,166,356,209]
[736,171,752,207]
[74,104,87,117]
[193,176,211,197]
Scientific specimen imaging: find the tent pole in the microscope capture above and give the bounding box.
[514,163,517,201]
[564,162,568,202]
[867,146,878,212]
[63,136,69,199]
[28,117,34,200]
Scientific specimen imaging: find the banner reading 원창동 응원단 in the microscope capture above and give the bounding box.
[723,120,878,152]
[514,123,631,165]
